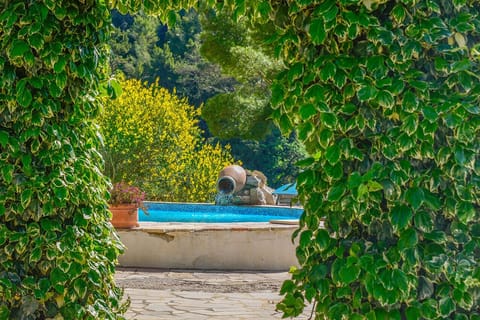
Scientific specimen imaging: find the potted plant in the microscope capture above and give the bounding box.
[108,181,147,229]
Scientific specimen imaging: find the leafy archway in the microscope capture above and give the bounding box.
[0,0,478,319]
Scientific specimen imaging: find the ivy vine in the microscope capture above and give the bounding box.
[266,0,480,318]
[0,1,126,319]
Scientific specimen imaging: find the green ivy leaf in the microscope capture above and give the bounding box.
[367,181,383,192]
[29,247,42,263]
[28,34,44,51]
[9,40,30,57]
[320,62,336,81]
[288,63,304,83]
[325,144,341,164]
[348,172,362,189]
[324,162,343,180]
[167,10,177,26]
[305,84,326,101]
[316,229,331,250]
[377,90,395,108]
[271,83,284,106]
[421,299,438,318]
[340,103,356,116]
[298,122,314,140]
[321,113,338,129]
[296,157,314,168]
[1,164,14,184]
[29,77,43,89]
[392,269,408,293]
[300,230,313,248]
[327,184,345,202]
[451,59,471,73]
[398,228,418,249]
[463,104,480,115]
[333,71,346,88]
[37,278,51,297]
[73,278,87,299]
[439,297,455,317]
[456,202,475,224]
[406,187,424,210]
[358,184,369,199]
[402,115,418,136]
[279,114,293,133]
[54,56,67,73]
[424,230,447,243]
[319,129,333,148]
[0,306,10,319]
[339,265,360,284]
[299,103,317,120]
[422,106,438,122]
[391,205,412,230]
[0,131,9,148]
[357,85,378,102]
[21,189,33,209]
[414,211,433,232]
[402,91,418,111]
[50,267,68,286]
[280,280,296,295]
[16,85,33,108]
[406,306,421,320]
[48,82,62,98]
[256,1,272,17]
[309,18,327,44]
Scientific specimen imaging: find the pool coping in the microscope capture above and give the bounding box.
[118,221,299,234]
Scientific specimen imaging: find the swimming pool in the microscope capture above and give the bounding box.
[139,202,302,223]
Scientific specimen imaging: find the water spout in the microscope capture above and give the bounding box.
[215,192,234,206]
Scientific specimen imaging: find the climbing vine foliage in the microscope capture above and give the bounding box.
[0,1,126,319]
[265,0,480,319]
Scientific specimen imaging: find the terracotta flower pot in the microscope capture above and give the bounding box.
[109,204,139,229]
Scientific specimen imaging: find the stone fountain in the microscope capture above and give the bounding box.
[215,165,276,205]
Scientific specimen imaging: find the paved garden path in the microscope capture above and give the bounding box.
[115,268,311,319]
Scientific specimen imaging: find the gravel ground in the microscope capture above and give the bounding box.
[115,268,288,293]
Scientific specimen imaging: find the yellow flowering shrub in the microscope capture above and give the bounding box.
[99,77,234,202]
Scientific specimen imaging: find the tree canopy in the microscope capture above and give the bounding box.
[109,8,306,187]
[99,77,234,202]
[110,9,236,108]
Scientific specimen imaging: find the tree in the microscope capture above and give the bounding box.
[109,9,236,108]
[198,7,307,186]
[201,86,272,140]
[200,7,282,140]
[99,78,234,202]
[109,8,306,186]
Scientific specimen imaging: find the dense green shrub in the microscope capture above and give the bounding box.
[0,1,127,319]
[266,1,480,318]
[99,77,234,202]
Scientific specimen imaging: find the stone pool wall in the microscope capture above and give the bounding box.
[116,222,299,271]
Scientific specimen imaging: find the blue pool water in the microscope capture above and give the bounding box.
[139,202,302,223]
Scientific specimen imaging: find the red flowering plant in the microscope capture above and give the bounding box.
[108,181,148,213]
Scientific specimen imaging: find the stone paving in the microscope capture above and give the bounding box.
[115,268,311,319]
